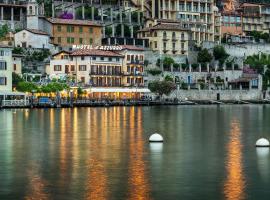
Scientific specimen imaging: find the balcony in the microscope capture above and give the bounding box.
[129,59,144,65]
[91,83,122,87]
[162,36,169,41]
[172,36,177,41]
[90,72,122,76]
[122,71,144,76]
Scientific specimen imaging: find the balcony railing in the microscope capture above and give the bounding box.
[90,72,122,76]
[0,0,27,5]
[129,60,144,65]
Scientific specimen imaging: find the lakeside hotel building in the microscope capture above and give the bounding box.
[47,45,149,99]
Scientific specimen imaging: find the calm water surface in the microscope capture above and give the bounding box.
[1,105,270,200]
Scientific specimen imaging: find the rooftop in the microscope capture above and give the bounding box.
[71,49,124,57]
[139,23,189,32]
[24,29,49,36]
[46,18,102,27]
[119,45,145,51]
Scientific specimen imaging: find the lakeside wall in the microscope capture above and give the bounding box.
[168,90,263,101]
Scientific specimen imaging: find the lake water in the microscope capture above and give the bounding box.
[0,105,270,200]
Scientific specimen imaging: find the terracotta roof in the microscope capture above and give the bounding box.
[139,23,189,32]
[52,50,71,57]
[71,49,124,57]
[46,18,102,27]
[119,45,145,51]
[25,29,49,36]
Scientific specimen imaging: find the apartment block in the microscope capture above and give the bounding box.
[0,45,12,91]
[45,18,102,48]
[147,0,221,43]
[138,20,189,55]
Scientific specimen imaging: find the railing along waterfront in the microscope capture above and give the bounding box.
[1,100,29,107]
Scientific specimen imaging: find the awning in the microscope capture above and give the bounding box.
[89,87,151,93]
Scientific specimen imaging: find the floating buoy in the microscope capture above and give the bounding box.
[149,133,163,142]
[256,138,270,147]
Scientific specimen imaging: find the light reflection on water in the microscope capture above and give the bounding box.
[1,106,270,199]
[224,120,246,200]
[127,107,151,200]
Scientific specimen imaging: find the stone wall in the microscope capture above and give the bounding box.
[144,50,186,69]
[203,42,270,58]
[169,89,263,101]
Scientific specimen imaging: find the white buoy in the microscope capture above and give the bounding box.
[149,133,163,142]
[256,138,270,147]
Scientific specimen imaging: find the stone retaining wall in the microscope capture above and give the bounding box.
[168,90,263,101]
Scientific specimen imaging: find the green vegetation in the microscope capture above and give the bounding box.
[244,53,270,89]
[76,6,99,20]
[197,48,212,63]
[37,0,52,17]
[12,73,24,88]
[164,75,173,82]
[157,57,175,70]
[248,31,270,43]
[12,47,24,54]
[144,60,149,67]
[17,82,39,92]
[115,24,131,37]
[105,27,112,37]
[148,80,176,97]
[16,81,69,93]
[147,68,162,76]
[244,53,270,73]
[0,24,9,39]
[25,49,51,62]
[213,45,229,65]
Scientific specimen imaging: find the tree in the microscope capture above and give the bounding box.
[12,72,24,88]
[164,75,173,82]
[148,80,176,97]
[17,82,38,92]
[163,57,175,69]
[213,45,228,65]
[0,24,9,39]
[197,48,212,63]
[147,68,162,76]
[12,47,24,54]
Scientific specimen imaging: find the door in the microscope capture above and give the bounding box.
[217,93,220,101]
[65,65,69,74]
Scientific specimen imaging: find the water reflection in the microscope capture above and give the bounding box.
[256,148,270,182]
[25,163,49,200]
[85,108,108,200]
[224,120,246,200]
[150,143,163,154]
[127,107,151,200]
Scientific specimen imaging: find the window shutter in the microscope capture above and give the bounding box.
[5,77,7,85]
[4,62,6,70]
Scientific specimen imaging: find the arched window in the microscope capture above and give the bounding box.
[29,6,33,15]
[163,31,167,38]
[172,32,176,39]
[181,33,185,40]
